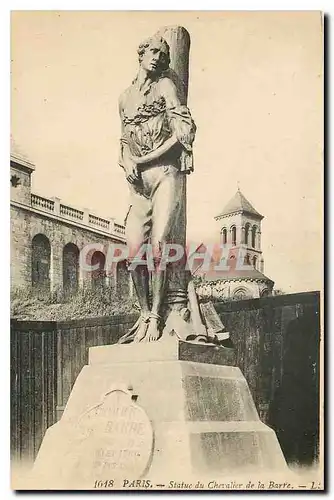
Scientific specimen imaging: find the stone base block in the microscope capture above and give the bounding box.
[89,335,236,366]
[32,338,287,489]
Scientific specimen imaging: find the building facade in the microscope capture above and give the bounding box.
[10,143,129,296]
[196,189,274,300]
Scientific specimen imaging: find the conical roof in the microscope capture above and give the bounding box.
[215,189,263,220]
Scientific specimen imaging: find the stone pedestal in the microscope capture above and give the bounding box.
[32,336,287,489]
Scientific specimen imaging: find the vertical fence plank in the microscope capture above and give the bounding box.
[56,327,64,420]
[19,331,30,460]
[61,326,73,412]
[33,331,43,458]
[10,323,19,461]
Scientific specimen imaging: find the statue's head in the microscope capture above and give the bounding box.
[137,35,170,75]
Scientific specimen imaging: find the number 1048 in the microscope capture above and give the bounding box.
[94,480,114,488]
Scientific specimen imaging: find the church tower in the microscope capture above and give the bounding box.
[214,188,265,272]
[194,189,274,300]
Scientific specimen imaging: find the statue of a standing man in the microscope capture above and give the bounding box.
[118,34,196,343]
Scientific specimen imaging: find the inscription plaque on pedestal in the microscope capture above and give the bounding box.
[35,389,155,488]
[74,390,154,481]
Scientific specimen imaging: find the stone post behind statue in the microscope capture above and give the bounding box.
[157,26,190,309]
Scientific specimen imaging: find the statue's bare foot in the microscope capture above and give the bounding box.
[144,318,160,342]
[133,316,149,343]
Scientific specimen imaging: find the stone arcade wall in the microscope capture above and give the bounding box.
[11,153,127,293]
[11,205,32,288]
[11,197,127,293]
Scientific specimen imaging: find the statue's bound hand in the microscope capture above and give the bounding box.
[124,157,139,184]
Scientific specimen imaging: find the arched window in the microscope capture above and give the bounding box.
[32,234,51,293]
[252,256,257,269]
[244,254,251,265]
[222,228,227,245]
[63,243,79,296]
[233,287,250,300]
[251,225,257,248]
[231,226,237,246]
[91,251,106,288]
[261,288,270,298]
[244,223,250,245]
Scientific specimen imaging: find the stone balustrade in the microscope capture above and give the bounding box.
[31,194,55,212]
[30,193,125,237]
[60,204,84,221]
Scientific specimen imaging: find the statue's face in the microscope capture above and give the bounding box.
[140,41,167,75]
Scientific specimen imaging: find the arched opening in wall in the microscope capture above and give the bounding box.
[231,226,237,246]
[32,234,51,293]
[63,243,80,297]
[91,251,106,289]
[244,254,251,266]
[261,288,270,297]
[245,223,250,245]
[252,225,257,248]
[253,256,257,269]
[117,260,130,297]
[229,254,236,269]
[222,228,227,245]
[232,287,250,300]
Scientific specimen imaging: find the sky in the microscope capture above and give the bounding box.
[11,11,323,294]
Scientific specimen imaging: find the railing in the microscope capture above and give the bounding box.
[31,194,55,212]
[28,193,125,238]
[89,214,110,231]
[60,204,84,221]
[114,223,126,235]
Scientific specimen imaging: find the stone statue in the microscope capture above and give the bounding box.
[117,33,194,343]
[118,28,232,347]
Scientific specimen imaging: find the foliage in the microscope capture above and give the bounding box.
[10,284,137,321]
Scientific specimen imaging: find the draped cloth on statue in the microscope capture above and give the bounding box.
[119,75,196,175]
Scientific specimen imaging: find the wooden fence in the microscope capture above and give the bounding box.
[216,291,321,466]
[10,320,57,463]
[55,314,137,420]
[11,291,320,466]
